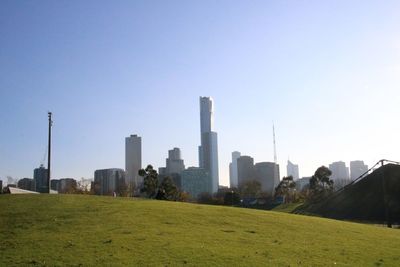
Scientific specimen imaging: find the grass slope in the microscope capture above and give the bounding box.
[1,195,399,266]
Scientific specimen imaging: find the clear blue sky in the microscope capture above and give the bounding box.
[1,0,400,185]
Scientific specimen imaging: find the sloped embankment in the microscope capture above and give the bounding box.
[295,164,400,223]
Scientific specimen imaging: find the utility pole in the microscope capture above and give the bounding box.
[47,112,52,193]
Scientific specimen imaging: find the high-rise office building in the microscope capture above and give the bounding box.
[286,160,299,180]
[166,148,185,174]
[350,160,368,180]
[229,151,241,188]
[255,162,280,195]
[329,161,349,180]
[125,134,142,189]
[34,164,48,193]
[94,168,125,195]
[198,97,219,193]
[181,167,212,198]
[237,156,255,186]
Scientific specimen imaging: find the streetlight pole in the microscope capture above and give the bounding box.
[47,112,52,193]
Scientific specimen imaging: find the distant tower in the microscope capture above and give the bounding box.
[272,124,280,186]
[287,160,299,180]
[166,147,185,174]
[125,134,142,189]
[273,124,277,164]
[229,151,241,188]
[198,97,219,193]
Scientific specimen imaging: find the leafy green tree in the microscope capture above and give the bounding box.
[239,180,262,198]
[275,176,296,203]
[157,176,179,200]
[309,166,334,200]
[224,190,241,206]
[139,165,159,199]
[197,192,213,204]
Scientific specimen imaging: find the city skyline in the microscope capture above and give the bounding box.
[1,1,400,185]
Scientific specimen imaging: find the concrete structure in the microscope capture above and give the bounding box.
[59,178,77,193]
[8,187,39,194]
[237,156,255,186]
[50,179,60,192]
[329,161,350,180]
[198,97,219,193]
[34,164,49,193]
[254,162,280,195]
[158,167,167,176]
[236,155,280,195]
[287,160,299,180]
[350,160,368,180]
[94,168,125,195]
[296,177,311,191]
[125,134,142,189]
[166,148,185,174]
[181,167,212,198]
[329,161,350,189]
[17,178,35,191]
[229,151,241,188]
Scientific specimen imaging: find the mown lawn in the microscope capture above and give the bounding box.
[272,202,304,213]
[0,194,399,266]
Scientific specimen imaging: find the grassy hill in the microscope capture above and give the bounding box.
[1,195,399,266]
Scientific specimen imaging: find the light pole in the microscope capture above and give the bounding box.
[47,112,52,193]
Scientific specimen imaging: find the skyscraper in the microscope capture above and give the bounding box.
[237,155,255,186]
[34,164,48,193]
[254,162,280,195]
[286,160,299,180]
[329,161,349,180]
[198,97,219,193]
[166,148,185,174]
[229,151,241,188]
[181,167,212,198]
[125,134,142,189]
[94,168,126,195]
[350,160,368,180]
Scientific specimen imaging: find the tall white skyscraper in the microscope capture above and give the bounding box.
[125,134,142,188]
[229,151,241,188]
[286,160,299,180]
[198,97,219,193]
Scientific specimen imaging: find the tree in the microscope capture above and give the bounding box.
[309,166,334,200]
[157,176,179,201]
[224,190,241,206]
[239,180,262,198]
[197,192,213,204]
[275,176,296,203]
[139,165,159,198]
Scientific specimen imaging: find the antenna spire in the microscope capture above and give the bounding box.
[273,123,277,164]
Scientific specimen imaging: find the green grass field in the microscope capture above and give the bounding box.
[1,195,399,266]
